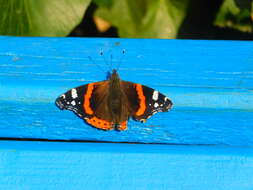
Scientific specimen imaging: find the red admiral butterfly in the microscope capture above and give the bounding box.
[55,69,173,131]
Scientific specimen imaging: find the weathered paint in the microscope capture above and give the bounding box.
[0,37,252,145]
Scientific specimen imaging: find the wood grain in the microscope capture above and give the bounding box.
[1,140,253,190]
[0,37,252,145]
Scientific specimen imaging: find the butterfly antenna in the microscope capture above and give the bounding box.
[88,56,106,73]
[116,49,126,72]
[100,50,112,72]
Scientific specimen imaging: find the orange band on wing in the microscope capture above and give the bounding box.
[135,84,146,116]
[83,83,95,115]
[86,116,113,130]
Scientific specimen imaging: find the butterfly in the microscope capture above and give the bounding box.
[55,69,173,131]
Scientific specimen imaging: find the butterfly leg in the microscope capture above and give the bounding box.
[116,121,128,131]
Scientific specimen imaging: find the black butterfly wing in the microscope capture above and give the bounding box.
[55,84,89,119]
[55,81,115,130]
[121,81,173,122]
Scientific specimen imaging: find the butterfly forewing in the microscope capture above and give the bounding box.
[121,81,172,121]
[55,81,117,130]
[55,84,89,119]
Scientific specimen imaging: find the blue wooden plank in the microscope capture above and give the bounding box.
[0,140,253,190]
[0,36,253,145]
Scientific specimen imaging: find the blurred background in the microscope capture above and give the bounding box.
[0,0,252,40]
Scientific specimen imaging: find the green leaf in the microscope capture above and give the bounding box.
[0,0,91,36]
[92,0,113,8]
[95,0,189,38]
[214,0,253,33]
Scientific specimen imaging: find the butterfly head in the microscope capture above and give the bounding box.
[105,69,118,80]
[109,69,120,80]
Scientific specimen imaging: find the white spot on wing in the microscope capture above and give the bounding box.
[152,91,159,101]
[61,94,66,99]
[71,88,78,99]
[71,100,76,106]
[154,102,159,108]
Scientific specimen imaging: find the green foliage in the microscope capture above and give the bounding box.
[94,0,189,38]
[214,0,253,33]
[92,0,113,8]
[0,0,91,36]
[0,0,252,37]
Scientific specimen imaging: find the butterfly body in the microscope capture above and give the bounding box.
[56,69,172,131]
[107,70,129,125]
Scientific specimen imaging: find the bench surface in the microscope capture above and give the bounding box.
[0,37,253,145]
[0,36,252,189]
[1,140,253,190]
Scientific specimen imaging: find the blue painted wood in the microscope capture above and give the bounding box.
[0,140,253,190]
[0,36,253,145]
